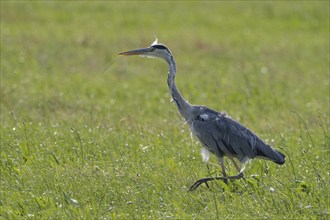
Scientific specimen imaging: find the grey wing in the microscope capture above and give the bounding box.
[192,113,285,164]
[191,116,228,158]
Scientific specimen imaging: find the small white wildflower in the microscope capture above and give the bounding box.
[261,66,268,74]
[70,198,79,205]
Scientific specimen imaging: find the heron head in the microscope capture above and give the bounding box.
[119,41,173,62]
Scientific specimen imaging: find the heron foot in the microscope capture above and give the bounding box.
[189,172,244,192]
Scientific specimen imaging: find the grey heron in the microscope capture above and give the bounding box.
[119,40,285,191]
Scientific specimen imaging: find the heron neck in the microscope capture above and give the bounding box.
[167,56,193,121]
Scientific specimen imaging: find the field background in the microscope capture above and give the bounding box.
[1,1,329,219]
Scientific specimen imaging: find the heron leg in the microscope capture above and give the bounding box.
[229,157,247,181]
[220,162,228,184]
[189,172,244,191]
[229,157,241,173]
[189,157,245,191]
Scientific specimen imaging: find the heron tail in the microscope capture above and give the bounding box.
[256,144,285,165]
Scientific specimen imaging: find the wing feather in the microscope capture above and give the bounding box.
[191,108,285,164]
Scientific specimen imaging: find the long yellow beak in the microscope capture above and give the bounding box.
[118,47,152,56]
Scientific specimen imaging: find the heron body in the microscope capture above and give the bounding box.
[119,40,285,191]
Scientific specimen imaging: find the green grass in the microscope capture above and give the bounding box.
[1,1,329,219]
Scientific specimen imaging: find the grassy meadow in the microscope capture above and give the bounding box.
[1,1,329,219]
